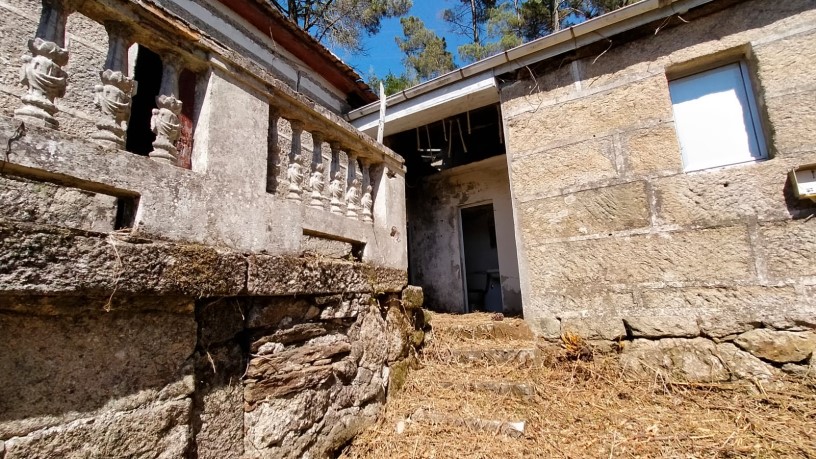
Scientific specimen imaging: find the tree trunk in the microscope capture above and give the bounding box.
[288,0,298,22]
[471,0,479,44]
[551,0,560,31]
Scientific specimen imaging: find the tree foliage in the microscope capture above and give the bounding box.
[457,3,523,63]
[442,0,499,44]
[446,0,639,64]
[269,0,412,53]
[363,0,640,91]
[367,71,417,96]
[396,16,457,81]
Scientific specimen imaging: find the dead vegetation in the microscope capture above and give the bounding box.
[340,313,816,459]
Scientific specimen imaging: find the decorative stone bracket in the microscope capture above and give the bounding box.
[150,58,183,164]
[91,23,135,149]
[16,38,69,130]
[15,0,75,129]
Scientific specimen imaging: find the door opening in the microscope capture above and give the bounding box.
[460,203,502,313]
[126,45,163,156]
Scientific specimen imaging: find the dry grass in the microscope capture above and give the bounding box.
[428,312,527,330]
[341,314,816,459]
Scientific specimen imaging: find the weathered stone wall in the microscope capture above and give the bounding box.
[1,0,407,270]
[0,220,422,458]
[501,0,816,379]
[1,0,417,455]
[0,67,405,271]
[407,155,522,314]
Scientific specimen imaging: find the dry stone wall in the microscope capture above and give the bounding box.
[501,0,816,381]
[0,220,423,458]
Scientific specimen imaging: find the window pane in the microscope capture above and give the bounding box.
[670,63,764,171]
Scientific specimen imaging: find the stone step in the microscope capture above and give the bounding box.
[429,346,542,366]
[400,408,526,438]
[438,379,536,400]
[440,321,534,341]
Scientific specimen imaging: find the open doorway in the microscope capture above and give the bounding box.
[460,203,502,313]
[126,45,162,156]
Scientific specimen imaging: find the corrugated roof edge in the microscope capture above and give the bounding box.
[345,0,714,121]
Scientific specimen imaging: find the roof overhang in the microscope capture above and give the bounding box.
[347,0,716,135]
[352,72,499,138]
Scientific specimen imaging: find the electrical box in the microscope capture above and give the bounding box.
[789,164,816,202]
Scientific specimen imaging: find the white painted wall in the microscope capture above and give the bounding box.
[407,155,522,314]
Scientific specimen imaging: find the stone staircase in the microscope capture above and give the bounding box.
[388,313,543,441]
[341,313,816,459]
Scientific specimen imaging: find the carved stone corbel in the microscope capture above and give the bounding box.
[15,0,75,129]
[149,57,183,164]
[308,163,325,208]
[329,171,344,214]
[286,121,305,201]
[308,132,326,209]
[359,158,373,222]
[360,185,373,222]
[286,155,305,201]
[328,143,344,214]
[91,23,135,149]
[345,154,360,219]
[345,178,360,219]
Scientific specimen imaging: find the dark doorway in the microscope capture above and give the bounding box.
[460,203,502,312]
[126,45,163,156]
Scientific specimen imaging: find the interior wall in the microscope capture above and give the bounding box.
[407,155,522,314]
[461,205,501,311]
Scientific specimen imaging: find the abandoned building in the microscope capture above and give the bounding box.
[0,0,418,457]
[0,0,815,456]
[350,0,816,377]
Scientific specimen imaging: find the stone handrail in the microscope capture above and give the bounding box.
[13,0,403,225]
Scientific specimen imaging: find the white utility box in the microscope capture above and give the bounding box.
[789,164,816,202]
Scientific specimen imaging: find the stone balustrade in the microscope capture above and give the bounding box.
[3,0,406,268]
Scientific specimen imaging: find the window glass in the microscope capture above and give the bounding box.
[669,62,766,172]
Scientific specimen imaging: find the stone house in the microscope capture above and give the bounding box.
[2,0,816,456]
[349,0,816,373]
[0,0,420,457]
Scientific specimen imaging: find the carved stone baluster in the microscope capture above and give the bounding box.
[328,143,344,215]
[345,154,360,219]
[149,56,183,164]
[286,121,305,201]
[91,23,135,149]
[308,132,325,209]
[360,158,373,223]
[266,107,281,193]
[15,0,75,129]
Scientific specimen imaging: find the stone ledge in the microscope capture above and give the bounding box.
[0,220,407,299]
[0,220,246,298]
[247,254,407,296]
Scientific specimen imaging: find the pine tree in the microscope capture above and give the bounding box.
[442,0,499,46]
[396,16,457,81]
[457,3,524,63]
[269,0,412,53]
[367,71,417,96]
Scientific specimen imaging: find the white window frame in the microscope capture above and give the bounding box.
[669,61,768,172]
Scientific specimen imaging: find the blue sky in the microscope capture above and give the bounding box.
[333,1,471,81]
